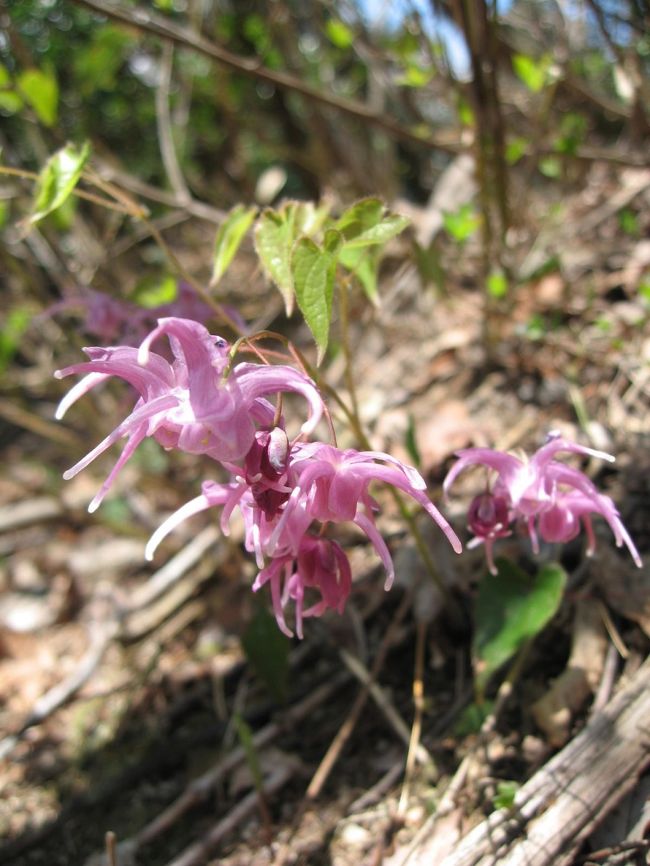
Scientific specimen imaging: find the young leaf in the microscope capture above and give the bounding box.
[17,67,59,127]
[254,205,299,314]
[335,197,410,249]
[325,19,354,49]
[512,53,550,93]
[338,245,380,305]
[132,274,177,308]
[473,559,567,692]
[442,203,480,243]
[254,201,331,314]
[30,141,90,224]
[241,603,290,703]
[211,204,257,287]
[291,229,342,363]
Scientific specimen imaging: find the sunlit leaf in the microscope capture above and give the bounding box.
[493,781,519,810]
[539,156,561,178]
[338,244,380,305]
[396,64,434,88]
[457,96,475,127]
[17,67,58,127]
[325,19,354,49]
[254,201,329,314]
[442,203,480,242]
[487,270,508,298]
[254,208,297,314]
[512,53,552,93]
[0,91,23,114]
[291,229,342,363]
[335,198,410,249]
[73,26,133,95]
[241,603,290,703]
[30,141,90,224]
[506,136,528,165]
[473,559,567,692]
[211,204,257,287]
[131,274,177,308]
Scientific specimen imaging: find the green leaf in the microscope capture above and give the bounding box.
[539,156,561,178]
[493,780,519,810]
[487,270,508,298]
[0,91,23,115]
[254,209,296,314]
[17,67,58,127]
[457,96,475,127]
[396,64,434,88]
[452,700,494,736]
[73,26,133,95]
[325,19,354,49]
[211,204,257,287]
[335,198,410,249]
[0,63,10,88]
[473,559,567,692]
[30,142,90,224]
[443,203,480,243]
[254,201,330,314]
[0,306,32,373]
[506,136,528,165]
[512,53,551,93]
[619,208,639,237]
[292,229,342,363]
[131,274,177,308]
[638,279,650,306]
[338,245,380,305]
[404,414,421,469]
[241,604,290,703]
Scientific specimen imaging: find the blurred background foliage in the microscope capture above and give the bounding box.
[0,0,649,366]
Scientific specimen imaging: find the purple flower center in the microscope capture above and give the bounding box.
[467,492,510,538]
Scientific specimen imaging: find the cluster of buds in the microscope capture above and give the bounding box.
[444,432,641,574]
[56,316,461,636]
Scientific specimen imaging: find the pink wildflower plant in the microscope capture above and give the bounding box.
[55,318,325,512]
[444,431,641,573]
[56,316,463,635]
[144,437,462,636]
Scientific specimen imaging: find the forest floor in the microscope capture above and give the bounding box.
[0,160,649,866]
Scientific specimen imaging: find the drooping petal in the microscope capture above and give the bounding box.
[355,511,395,589]
[62,393,179,481]
[443,448,524,499]
[233,363,325,436]
[54,372,110,419]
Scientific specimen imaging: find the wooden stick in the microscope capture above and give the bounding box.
[406,656,650,866]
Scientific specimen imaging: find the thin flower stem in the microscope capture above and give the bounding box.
[398,618,431,815]
[338,277,361,424]
[333,279,451,602]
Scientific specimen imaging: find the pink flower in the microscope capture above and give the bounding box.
[144,438,462,635]
[266,443,462,588]
[444,432,641,572]
[253,536,352,638]
[55,318,325,511]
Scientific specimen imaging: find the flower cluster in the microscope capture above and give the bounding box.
[56,316,462,636]
[444,431,641,574]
